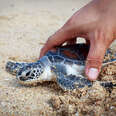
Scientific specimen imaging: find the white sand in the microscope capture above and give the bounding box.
[0,0,115,115]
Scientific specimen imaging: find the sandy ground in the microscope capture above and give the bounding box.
[0,0,116,116]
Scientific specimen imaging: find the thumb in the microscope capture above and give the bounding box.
[85,38,108,81]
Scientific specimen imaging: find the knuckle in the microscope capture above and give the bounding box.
[45,38,53,48]
[86,58,102,70]
[90,29,113,47]
[46,36,57,47]
[46,38,51,44]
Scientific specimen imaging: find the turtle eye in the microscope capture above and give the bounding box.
[19,76,27,81]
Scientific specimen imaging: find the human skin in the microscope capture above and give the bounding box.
[39,0,116,81]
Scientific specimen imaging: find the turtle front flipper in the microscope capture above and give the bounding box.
[51,64,92,90]
[56,73,116,90]
[56,74,93,90]
[6,61,29,75]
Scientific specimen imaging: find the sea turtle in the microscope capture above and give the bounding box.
[6,43,116,90]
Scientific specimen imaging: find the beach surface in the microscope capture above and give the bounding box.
[0,0,116,116]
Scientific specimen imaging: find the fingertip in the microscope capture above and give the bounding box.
[85,58,102,81]
[38,54,43,59]
[39,49,45,59]
[86,68,99,81]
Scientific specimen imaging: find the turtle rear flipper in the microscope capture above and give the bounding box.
[100,81,116,89]
[56,73,93,90]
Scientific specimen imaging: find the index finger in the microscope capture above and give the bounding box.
[39,28,72,58]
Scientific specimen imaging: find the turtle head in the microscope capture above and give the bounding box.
[16,62,44,85]
[6,61,24,75]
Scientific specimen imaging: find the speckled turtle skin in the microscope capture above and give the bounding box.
[6,44,116,90]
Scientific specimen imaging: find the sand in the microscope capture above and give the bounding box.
[0,0,116,116]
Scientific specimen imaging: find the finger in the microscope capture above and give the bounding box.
[85,32,113,81]
[39,19,81,59]
[39,29,69,59]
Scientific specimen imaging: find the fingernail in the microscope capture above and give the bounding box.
[88,68,99,80]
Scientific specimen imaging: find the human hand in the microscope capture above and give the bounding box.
[39,0,116,81]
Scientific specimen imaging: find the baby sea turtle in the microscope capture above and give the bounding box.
[6,44,116,90]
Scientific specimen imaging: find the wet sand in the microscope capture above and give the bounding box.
[0,0,116,116]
